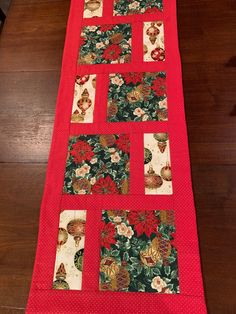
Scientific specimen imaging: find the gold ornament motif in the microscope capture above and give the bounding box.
[77,88,92,116]
[160,162,172,181]
[53,263,70,290]
[153,133,168,153]
[84,0,101,12]
[111,267,130,291]
[145,165,163,189]
[99,134,116,147]
[127,87,143,103]
[160,210,175,225]
[146,22,160,45]
[140,237,161,267]
[121,178,129,194]
[100,257,120,279]
[67,218,86,247]
[72,178,91,194]
[71,109,85,122]
[107,102,118,117]
[57,228,68,251]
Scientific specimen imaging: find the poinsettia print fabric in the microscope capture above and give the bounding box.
[107,72,168,122]
[63,135,130,195]
[99,210,179,293]
[143,21,165,62]
[113,0,163,16]
[53,210,87,290]
[144,133,172,195]
[78,24,132,65]
[71,75,96,123]
[83,0,103,18]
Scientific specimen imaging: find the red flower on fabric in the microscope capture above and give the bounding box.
[70,140,94,164]
[128,211,159,237]
[102,44,122,61]
[80,37,86,45]
[99,24,114,32]
[92,176,119,194]
[122,72,143,85]
[116,134,130,154]
[145,7,161,14]
[101,221,117,249]
[151,77,166,97]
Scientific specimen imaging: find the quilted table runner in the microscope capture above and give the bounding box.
[26,0,207,313]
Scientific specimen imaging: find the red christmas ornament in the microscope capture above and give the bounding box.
[77,88,92,115]
[151,47,165,61]
[75,75,90,85]
[67,219,86,246]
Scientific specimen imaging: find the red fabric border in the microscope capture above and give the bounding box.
[26,0,207,313]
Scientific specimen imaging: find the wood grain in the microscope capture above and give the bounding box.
[0,0,235,313]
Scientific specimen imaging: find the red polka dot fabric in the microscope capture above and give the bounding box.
[26,0,207,313]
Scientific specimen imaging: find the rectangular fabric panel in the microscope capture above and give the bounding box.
[26,0,207,313]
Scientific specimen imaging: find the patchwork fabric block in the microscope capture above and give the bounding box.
[63,135,130,195]
[78,24,132,65]
[83,0,103,18]
[53,210,87,290]
[144,133,172,195]
[107,72,168,122]
[143,22,165,62]
[99,210,179,293]
[71,74,97,123]
[113,0,163,16]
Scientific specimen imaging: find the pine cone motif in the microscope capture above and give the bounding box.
[99,134,116,147]
[110,33,124,44]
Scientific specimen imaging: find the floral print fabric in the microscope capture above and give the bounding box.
[143,21,165,62]
[63,135,130,195]
[71,74,96,123]
[78,24,132,65]
[144,133,173,195]
[53,210,87,290]
[99,210,179,293]
[113,0,163,16]
[83,0,103,18]
[107,72,167,122]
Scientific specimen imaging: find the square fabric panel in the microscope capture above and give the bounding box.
[99,210,179,293]
[107,72,167,122]
[83,0,103,18]
[144,133,172,195]
[53,210,87,290]
[113,0,163,16]
[71,74,97,123]
[143,22,165,62]
[78,24,132,65]
[63,134,130,195]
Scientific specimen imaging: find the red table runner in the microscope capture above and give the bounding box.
[26,0,207,312]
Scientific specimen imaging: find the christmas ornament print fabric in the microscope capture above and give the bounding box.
[99,210,179,293]
[27,1,207,313]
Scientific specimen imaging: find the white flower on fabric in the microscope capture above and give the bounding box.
[75,164,90,177]
[117,223,128,236]
[125,226,134,239]
[78,189,86,194]
[82,164,91,174]
[97,30,102,35]
[151,276,167,292]
[117,223,134,239]
[128,1,140,10]
[90,177,96,185]
[128,38,132,46]
[111,152,121,163]
[164,288,173,294]
[108,148,116,153]
[133,107,145,117]
[111,76,124,86]
[96,42,105,49]
[140,8,145,13]
[105,39,109,45]
[113,216,122,223]
[90,158,98,164]
[86,26,98,32]
[142,114,149,121]
[158,98,168,109]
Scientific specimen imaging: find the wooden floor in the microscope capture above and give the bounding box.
[0,1,235,313]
